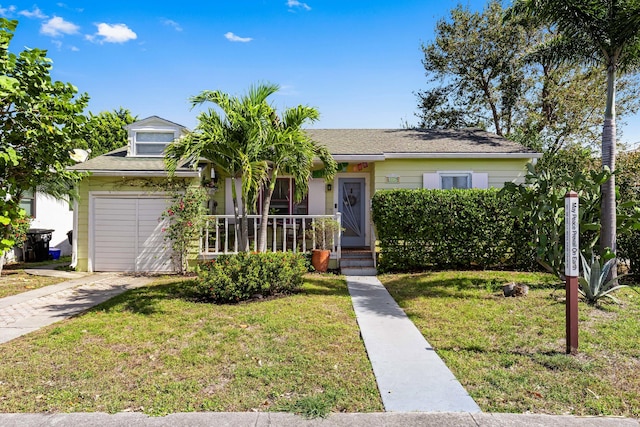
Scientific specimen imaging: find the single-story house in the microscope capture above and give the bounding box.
[69,116,541,273]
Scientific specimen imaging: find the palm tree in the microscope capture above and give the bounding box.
[256,106,338,252]
[506,0,640,263]
[165,83,276,251]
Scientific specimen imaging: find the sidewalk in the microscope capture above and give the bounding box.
[0,411,636,426]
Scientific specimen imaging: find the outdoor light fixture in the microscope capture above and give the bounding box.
[327,184,332,191]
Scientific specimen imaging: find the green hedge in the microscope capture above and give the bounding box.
[619,229,640,276]
[371,189,535,272]
[196,252,308,303]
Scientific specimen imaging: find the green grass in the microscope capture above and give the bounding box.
[379,271,640,417]
[0,275,382,416]
[0,257,72,298]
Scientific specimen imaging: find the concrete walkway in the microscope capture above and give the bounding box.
[0,272,154,344]
[346,275,481,413]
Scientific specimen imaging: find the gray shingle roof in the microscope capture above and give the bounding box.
[70,128,539,174]
[67,147,196,175]
[305,128,539,156]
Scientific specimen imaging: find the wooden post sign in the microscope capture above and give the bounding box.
[564,191,579,354]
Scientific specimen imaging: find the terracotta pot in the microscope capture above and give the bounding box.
[311,249,331,272]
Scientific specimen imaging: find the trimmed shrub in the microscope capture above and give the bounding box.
[372,189,535,272]
[619,229,640,276]
[196,251,308,303]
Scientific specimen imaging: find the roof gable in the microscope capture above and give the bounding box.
[126,116,189,158]
[125,116,188,132]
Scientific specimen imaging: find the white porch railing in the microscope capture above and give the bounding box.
[200,213,342,263]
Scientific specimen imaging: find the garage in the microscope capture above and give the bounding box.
[91,196,174,272]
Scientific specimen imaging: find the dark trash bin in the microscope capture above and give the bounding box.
[25,229,55,262]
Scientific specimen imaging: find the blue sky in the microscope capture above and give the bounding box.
[3,1,639,147]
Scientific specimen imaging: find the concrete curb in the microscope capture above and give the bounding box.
[0,412,636,427]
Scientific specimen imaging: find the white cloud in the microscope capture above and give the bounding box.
[89,23,137,43]
[18,6,47,19]
[287,0,311,11]
[56,3,83,12]
[41,16,79,37]
[224,32,252,43]
[161,18,182,32]
[56,3,84,13]
[0,5,17,17]
[279,84,300,96]
[70,45,79,51]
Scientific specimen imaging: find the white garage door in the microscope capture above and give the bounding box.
[93,197,173,272]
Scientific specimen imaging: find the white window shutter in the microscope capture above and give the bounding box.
[472,173,489,189]
[423,173,440,189]
[307,178,326,215]
[225,178,244,215]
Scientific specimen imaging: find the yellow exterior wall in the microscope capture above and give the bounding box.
[74,158,529,270]
[75,176,197,271]
[373,158,531,190]
[210,158,529,214]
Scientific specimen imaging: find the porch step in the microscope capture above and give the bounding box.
[340,250,376,275]
[341,266,378,276]
[341,250,373,259]
[340,258,375,268]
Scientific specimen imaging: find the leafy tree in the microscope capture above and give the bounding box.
[0,18,88,272]
[506,0,640,266]
[165,83,275,252]
[534,144,599,179]
[256,106,337,252]
[82,108,137,157]
[418,1,529,136]
[616,149,640,273]
[616,149,640,204]
[418,1,639,154]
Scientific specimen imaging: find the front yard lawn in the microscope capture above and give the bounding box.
[0,275,382,416]
[379,271,640,418]
[0,257,72,298]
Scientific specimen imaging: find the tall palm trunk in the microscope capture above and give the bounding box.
[601,64,617,276]
[257,168,278,253]
[240,174,255,252]
[240,209,250,252]
[230,177,248,252]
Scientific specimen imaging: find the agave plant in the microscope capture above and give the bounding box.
[579,254,630,305]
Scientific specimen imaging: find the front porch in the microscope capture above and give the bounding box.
[199,212,375,275]
[200,214,344,264]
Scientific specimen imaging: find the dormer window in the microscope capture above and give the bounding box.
[133,131,176,156]
[125,116,187,158]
